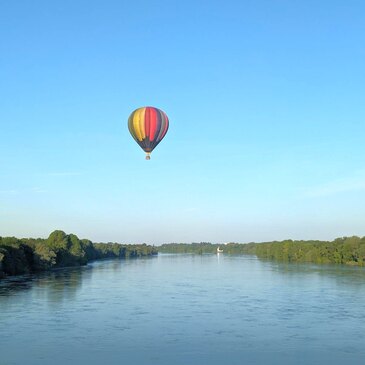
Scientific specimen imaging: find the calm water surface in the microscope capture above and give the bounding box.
[1,254,365,365]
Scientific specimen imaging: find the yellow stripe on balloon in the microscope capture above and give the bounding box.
[139,107,146,139]
[132,108,143,141]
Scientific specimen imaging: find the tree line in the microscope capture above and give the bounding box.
[252,236,365,265]
[159,242,220,254]
[159,236,365,266]
[158,242,257,255]
[0,230,157,278]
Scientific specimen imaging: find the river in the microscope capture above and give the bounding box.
[1,254,365,365]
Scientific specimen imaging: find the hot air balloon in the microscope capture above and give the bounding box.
[128,106,169,160]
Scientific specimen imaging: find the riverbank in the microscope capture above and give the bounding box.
[159,236,365,266]
[0,230,157,278]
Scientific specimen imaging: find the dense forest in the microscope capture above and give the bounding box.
[159,236,365,266]
[0,230,157,278]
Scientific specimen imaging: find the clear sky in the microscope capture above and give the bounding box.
[1,0,365,245]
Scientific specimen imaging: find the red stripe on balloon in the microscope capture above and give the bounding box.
[144,107,151,139]
[148,107,157,141]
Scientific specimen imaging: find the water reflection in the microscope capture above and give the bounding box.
[1,256,365,299]
[33,268,87,304]
[267,260,365,288]
[0,274,34,295]
[0,266,86,305]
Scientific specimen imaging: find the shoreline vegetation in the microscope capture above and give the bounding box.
[2,233,365,279]
[0,230,157,279]
[159,236,365,267]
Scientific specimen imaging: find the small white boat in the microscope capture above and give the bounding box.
[217,247,223,253]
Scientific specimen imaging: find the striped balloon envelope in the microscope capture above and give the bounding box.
[128,106,169,160]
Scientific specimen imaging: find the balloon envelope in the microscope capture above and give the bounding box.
[128,106,169,159]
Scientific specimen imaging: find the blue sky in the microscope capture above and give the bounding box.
[1,0,365,244]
